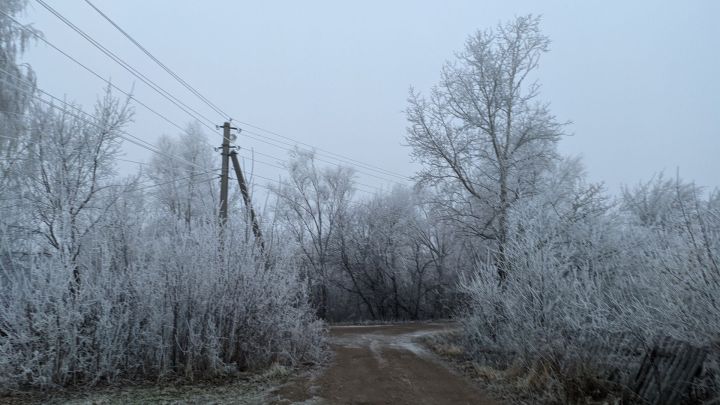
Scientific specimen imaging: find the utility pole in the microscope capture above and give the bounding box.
[219,122,231,225]
[230,151,265,252]
[217,122,266,254]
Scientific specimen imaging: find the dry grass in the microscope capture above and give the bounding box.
[0,365,303,405]
[420,331,626,404]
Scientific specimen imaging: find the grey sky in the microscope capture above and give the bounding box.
[18,1,720,195]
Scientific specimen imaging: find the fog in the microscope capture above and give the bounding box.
[20,0,720,193]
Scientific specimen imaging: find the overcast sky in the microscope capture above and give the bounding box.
[18,1,720,196]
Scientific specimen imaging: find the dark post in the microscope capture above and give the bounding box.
[219,122,230,224]
[230,151,265,252]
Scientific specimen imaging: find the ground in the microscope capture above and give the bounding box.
[271,322,499,404]
[0,365,293,404]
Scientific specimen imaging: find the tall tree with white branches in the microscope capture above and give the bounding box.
[406,15,565,281]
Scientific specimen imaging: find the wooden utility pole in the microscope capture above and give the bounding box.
[217,122,265,254]
[230,151,265,252]
[219,122,231,224]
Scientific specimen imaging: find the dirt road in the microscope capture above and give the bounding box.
[273,323,498,405]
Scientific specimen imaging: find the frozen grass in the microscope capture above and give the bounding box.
[0,363,305,404]
[3,375,268,404]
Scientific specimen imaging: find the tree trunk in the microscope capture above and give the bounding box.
[497,166,509,283]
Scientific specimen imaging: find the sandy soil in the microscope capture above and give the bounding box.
[271,322,499,405]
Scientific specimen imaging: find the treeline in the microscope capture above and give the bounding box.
[267,149,468,322]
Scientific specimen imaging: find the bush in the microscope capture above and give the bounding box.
[0,221,325,391]
[458,177,720,402]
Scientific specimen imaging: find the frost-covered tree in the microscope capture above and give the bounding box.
[146,122,218,225]
[22,87,134,290]
[406,15,564,280]
[0,0,37,244]
[0,0,36,151]
[622,172,697,229]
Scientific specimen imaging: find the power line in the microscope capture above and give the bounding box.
[0,68,209,173]
[31,1,412,188]
[0,71,233,203]
[0,171,220,205]
[1,64,393,195]
[3,5,238,167]
[133,171,218,192]
[117,157,221,174]
[0,105,219,196]
[3,63,385,194]
[116,157,150,166]
[82,0,230,121]
[234,153,284,171]
[233,151,385,193]
[240,130,407,186]
[233,120,411,180]
[18,0,235,150]
[68,1,409,182]
[104,168,218,189]
[33,0,219,134]
[0,7,194,137]
[246,171,377,197]
[241,128,409,182]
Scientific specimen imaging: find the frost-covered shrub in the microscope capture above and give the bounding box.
[458,174,720,401]
[0,219,325,390]
[459,187,622,361]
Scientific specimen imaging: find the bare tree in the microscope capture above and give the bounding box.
[270,149,354,318]
[406,15,564,280]
[24,87,133,291]
[338,187,417,319]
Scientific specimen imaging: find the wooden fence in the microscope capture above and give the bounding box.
[631,336,711,405]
